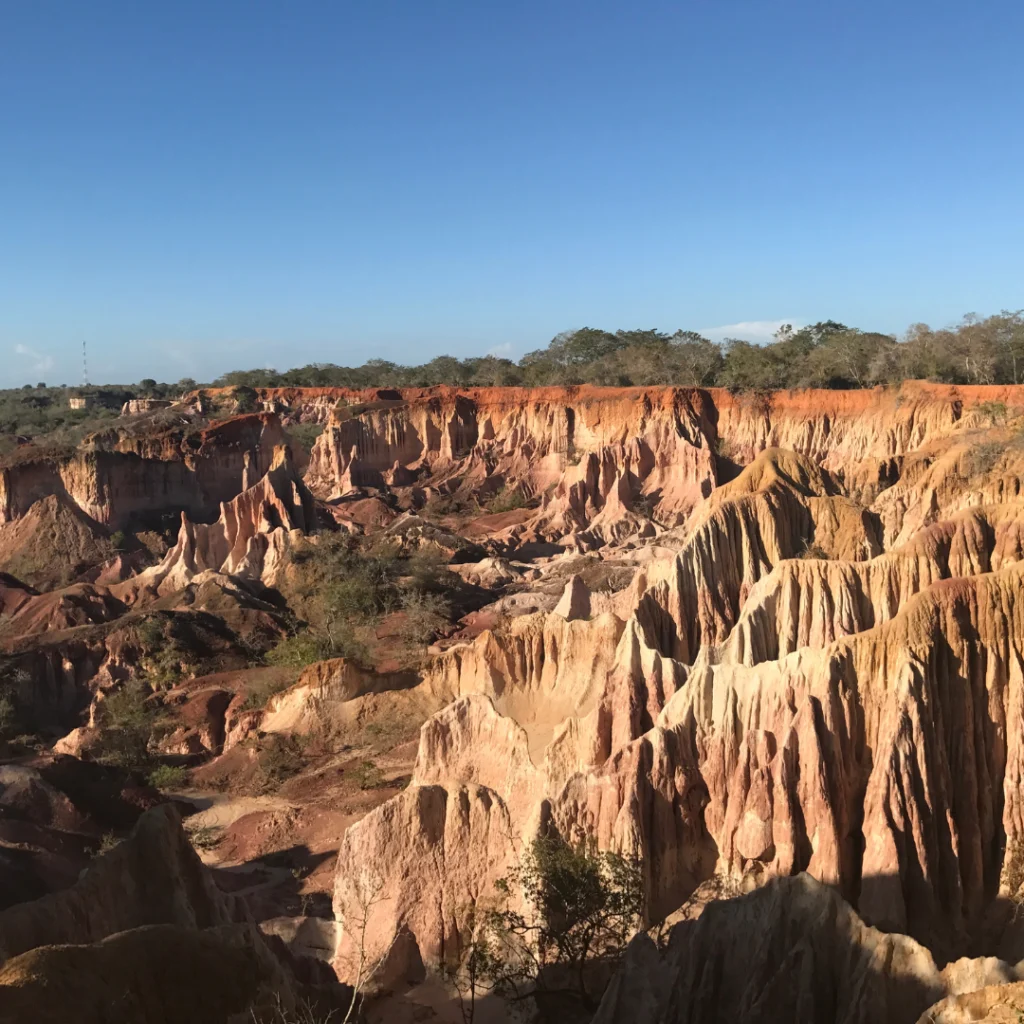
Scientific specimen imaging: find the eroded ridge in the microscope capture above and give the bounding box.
[5,383,1024,1021]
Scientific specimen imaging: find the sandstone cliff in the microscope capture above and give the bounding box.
[318,384,1024,1009]
[0,413,291,530]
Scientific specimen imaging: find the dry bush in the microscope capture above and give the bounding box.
[961,440,1005,479]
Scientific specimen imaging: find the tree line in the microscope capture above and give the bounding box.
[210,311,1024,392]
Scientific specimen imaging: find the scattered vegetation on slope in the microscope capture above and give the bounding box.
[265,532,453,670]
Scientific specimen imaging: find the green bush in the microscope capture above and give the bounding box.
[93,682,155,771]
[267,532,455,670]
[977,400,1008,423]
[135,616,166,649]
[488,486,529,513]
[148,764,189,790]
[232,386,260,413]
[451,832,645,1014]
[352,759,385,790]
[287,421,324,455]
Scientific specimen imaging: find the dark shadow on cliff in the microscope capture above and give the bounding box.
[590,870,1023,1024]
[211,843,335,922]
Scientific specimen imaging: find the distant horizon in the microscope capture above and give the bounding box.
[8,307,1024,390]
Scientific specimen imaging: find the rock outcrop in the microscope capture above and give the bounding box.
[0,802,347,1023]
[593,874,1024,1024]
[322,384,1024,1002]
[119,443,316,597]
[0,413,291,530]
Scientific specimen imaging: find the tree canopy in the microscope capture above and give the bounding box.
[211,311,1024,392]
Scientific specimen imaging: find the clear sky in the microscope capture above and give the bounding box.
[1,1,1022,386]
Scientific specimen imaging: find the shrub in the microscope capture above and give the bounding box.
[185,822,222,851]
[93,682,155,771]
[977,400,1008,424]
[450,832,645,1015]
[265,622,369,670]
[962,440,1004,479]
[797,539,829,559]
[422,491,478,519]
[630,494,654,519]
[96,831,121,855]
[109,529,128,551]
[148,764,189,790]
[488,486,528,513]
[232,386,260,413]
[288,421,324,455]
[351,759,385,790]
[0,668,30,740]
[268,532,455,670]
[135,616,166,649]
[254,735,306,792]
[251,996,339,1023]
[397,590,450,647]
[240,675,294,712]
[0,694,19,740]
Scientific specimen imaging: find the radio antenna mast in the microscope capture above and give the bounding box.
[82,341,89,386]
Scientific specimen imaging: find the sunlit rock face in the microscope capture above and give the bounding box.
[11,382,1024,1021]
[299,383,1024,995]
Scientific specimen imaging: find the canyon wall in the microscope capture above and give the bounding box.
[0,413,290,529]
[309,382,1024,997]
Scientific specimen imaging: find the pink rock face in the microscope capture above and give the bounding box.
[319,385,1024,996]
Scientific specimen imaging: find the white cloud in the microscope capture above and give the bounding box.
[14,343,55,374]
[486,342,515,357]
[700,319,802,344]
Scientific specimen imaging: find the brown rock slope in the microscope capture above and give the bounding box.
[0,804,348,1023]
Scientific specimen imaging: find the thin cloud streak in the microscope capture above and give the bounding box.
[699,319,802,344]
[14,343,55,374]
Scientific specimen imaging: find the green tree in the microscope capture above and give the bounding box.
[454,833,644,1017]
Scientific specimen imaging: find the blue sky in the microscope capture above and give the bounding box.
[1,1,1022,386]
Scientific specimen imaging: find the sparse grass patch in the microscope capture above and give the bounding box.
[977,400,1008,424]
